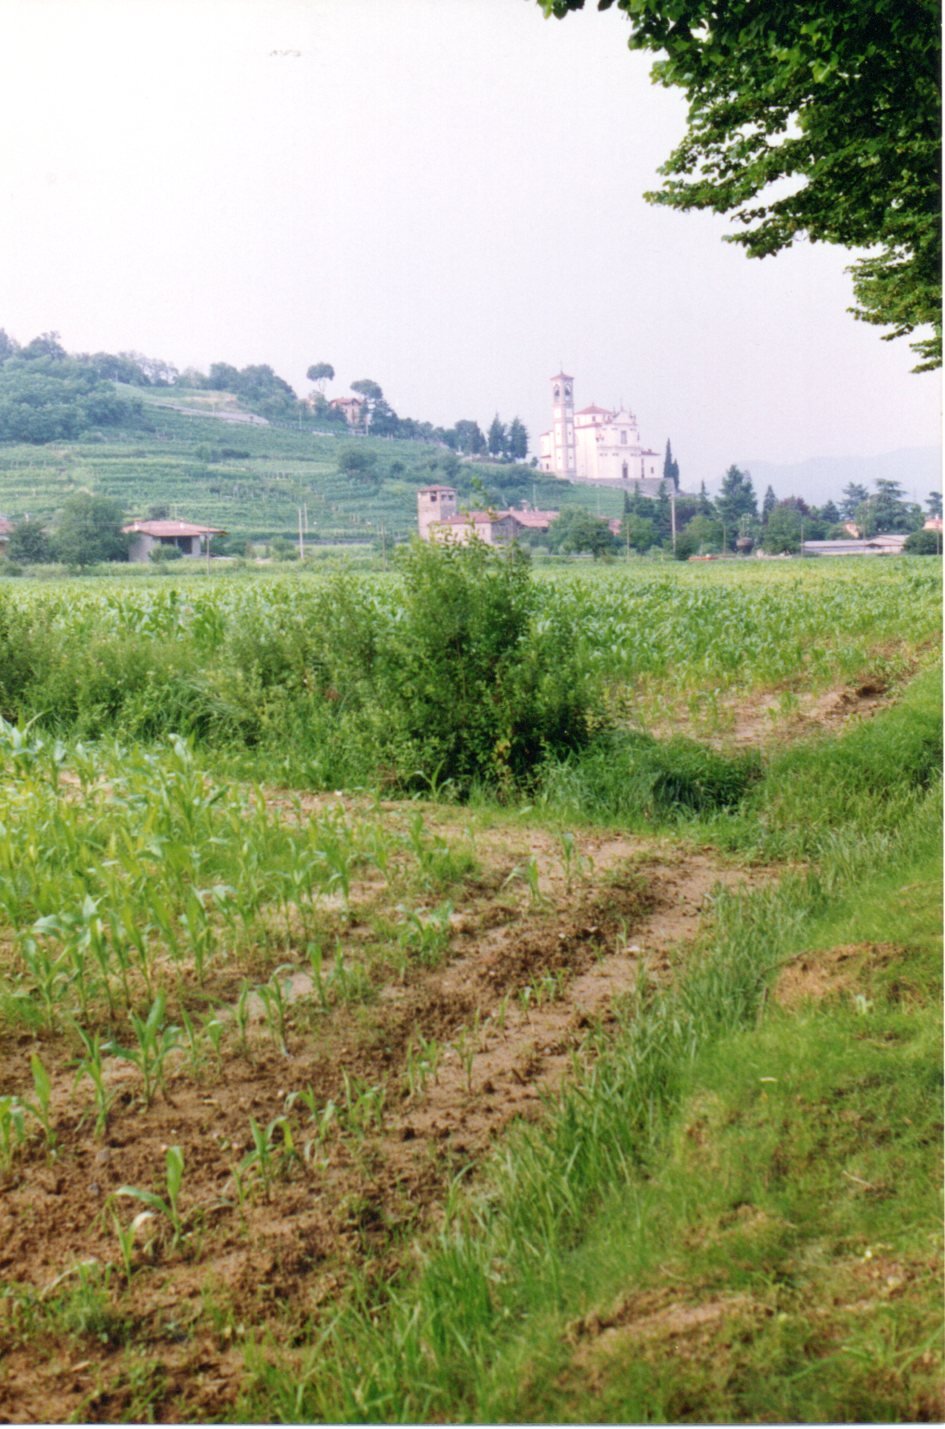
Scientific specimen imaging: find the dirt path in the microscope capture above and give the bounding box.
[0,816,770,1423]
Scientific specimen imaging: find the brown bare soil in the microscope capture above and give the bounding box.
[773,941,904,1009]
[0,812,766,1424]
[640,653,924,750]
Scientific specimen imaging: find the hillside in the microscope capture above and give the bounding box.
[0,386,621,547]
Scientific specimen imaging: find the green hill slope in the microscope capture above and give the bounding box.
[0,386,618,546]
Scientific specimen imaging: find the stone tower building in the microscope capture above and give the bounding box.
[416,484,458,540]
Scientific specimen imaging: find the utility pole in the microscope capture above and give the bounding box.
[670,485,677,556]
[298,507,305,561]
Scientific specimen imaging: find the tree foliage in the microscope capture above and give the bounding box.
[715,465,758,540]
[0,350,143,443]
[538,0,941,369]
[7,518,52,564]
[53,493,128,567]
[549,507,617,558]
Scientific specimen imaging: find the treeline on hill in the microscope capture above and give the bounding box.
[541,463,943,558]
[0,329,531,458]
[0,331,151,443]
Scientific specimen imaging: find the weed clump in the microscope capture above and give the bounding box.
[540,730,762,821]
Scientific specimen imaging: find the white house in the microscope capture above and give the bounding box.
[539,371,663,484]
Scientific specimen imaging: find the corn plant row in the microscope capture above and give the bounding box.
[0,721,470,1069]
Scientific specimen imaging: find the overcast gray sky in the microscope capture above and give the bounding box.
[1,0,940,491]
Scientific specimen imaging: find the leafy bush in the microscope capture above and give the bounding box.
[367,540,595,793]
[904,527,942,555]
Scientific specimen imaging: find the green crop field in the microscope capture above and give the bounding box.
[0,551,940,1423]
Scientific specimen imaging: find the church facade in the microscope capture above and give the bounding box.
[539,371,662,483]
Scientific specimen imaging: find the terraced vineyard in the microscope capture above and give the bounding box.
[0,387,609,546]
[0,553,940,1423]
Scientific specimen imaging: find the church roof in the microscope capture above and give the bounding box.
[550,371,574,381]
[576,404,610,415]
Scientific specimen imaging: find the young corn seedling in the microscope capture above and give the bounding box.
[396,900,453,969]
[0,1095,27,1170]
[71,1025,113,1137]
[107,991,181,1107]
[233,983,253,1055]
[339,1072,386,1142]
[302,1101,338,1170]
[18,932,72,1032]
[557,831,591,894]
[109,1206,138,1286]
[22,1053,57,1156]
[111,1144,186,1250]
[201,1011,226,1063]
[306,943,331,1013]
[451,1026,477,1094]
[239,1116,297,1201]
[404,1040,437,1101]
[255,967,294,1055]
[504,855,547,910]
[328,945,373,1005]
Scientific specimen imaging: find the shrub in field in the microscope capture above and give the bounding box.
[372,540,595,793]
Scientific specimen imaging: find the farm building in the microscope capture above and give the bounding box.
[417,487,559,546]
[123,519,226,562]
[539,371,664,485]
[801,534,908,557]
[0,517,13,554]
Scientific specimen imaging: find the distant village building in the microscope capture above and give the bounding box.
[539,371,663,485]
[123,518,226,562]
[329,396,367,429]
[923,516,943,533]
[802,534,908,558]
[0,517,13,555]
[417,487,558,547]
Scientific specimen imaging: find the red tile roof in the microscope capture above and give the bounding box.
[509,510,558,529]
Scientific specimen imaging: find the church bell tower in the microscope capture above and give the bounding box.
[550,371,576,478]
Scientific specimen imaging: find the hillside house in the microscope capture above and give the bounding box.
[123,518,226,562]
[0,517,13,555]
[329,396,367,429]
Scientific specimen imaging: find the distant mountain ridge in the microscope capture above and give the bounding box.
[736,447,941,506]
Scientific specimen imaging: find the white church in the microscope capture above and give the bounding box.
[538,371,662,484]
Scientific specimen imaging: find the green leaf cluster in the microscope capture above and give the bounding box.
[539,0,941,368]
